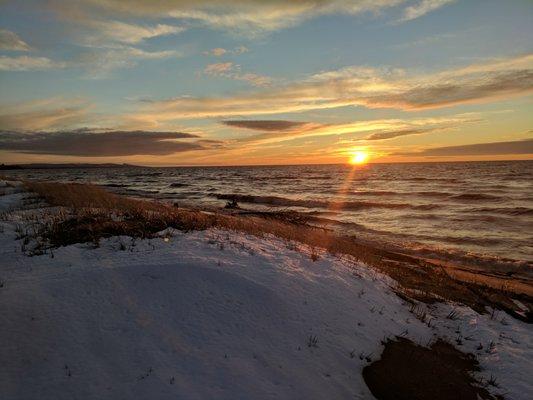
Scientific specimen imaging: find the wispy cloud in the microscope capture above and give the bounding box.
[79,46,180,77]
[363,128,434,140]
[0,98,91,131]
[50,0,406,34]
[397,138,533,156]
[84,20,185,45]
[204,62,234,74]
[37,6,186,75]
[400,0,455,22]
[0,46,179,75]
[0,129,221,156]
[203,46,249,56]
[203,62,271,87]
[132,54,533,123]
[0,55,67,71]
[0,29,30,51]
[204,48,227,57]
[233,46,249,55]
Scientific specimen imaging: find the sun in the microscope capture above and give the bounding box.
[349,151,369,165]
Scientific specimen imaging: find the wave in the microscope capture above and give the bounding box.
[169,182,189,188]
[468,206,533,216]
[253,178,302,183]
[415,191,453,198]
[405,177,461,183]
[432,234,504,247]
[449,193,502,201]
[398,213,445,221]
[353,190,489,200]
[352,190,500,200]
[213,194,439,211]
[405,243,533,273]
[102,183,128,188]
[308,217,532,272]
[449,214,514,223]
[353,190,398,196]
[125,171,162,177]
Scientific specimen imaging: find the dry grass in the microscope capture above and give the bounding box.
[24,181,159,213]
[25,181,383,264]
[21,180,533,321]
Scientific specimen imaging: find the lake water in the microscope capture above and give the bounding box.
[6,160,532,274]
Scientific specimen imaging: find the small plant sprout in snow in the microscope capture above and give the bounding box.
[446,309,459,320]
[310,247,319,262]
[137,367,153,381]
[307,335,319,348]
[487,374,500,388]
[486,341,496,354]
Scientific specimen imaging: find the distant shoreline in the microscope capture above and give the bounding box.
[0,163,141,170]
[1,159,532,170]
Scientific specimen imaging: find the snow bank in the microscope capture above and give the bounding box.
[0,191,531,400]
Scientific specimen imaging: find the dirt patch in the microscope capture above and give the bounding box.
[363,338,501,400]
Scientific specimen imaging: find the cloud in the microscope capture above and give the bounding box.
[132,54,533,123]
[204,62,234,74]
[0,29,30,51]
[363,128,433,140]
[225,114,478,148]
[397,139,533,157]
[0,46,178,75]
[0,99,91,130]
[0,129,219,156]
[222,120,311,131]
[205,48,227,56]
[203,62,271,87]
[234,73,272,87]
[50,0,405,34]
[400,0,455,22]
[85,20,185,44]
[203,46,249,56]
[79,46,180,77]
[233,46,249,55]
[0,55,67,71]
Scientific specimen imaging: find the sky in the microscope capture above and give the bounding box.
[0,0,532,166]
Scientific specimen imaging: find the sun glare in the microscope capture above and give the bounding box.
[349,151,369,165]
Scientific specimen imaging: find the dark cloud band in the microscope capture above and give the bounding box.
[0,129,219,156]
[398,139,533,157]
[364,128,432,141]
[222,120,310,131]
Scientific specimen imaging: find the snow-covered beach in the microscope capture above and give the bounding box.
[0,180,531,400]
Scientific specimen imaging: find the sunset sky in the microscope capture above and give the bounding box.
[0,0,532,165]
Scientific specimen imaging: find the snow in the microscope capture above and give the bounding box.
[0,188,531,400]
